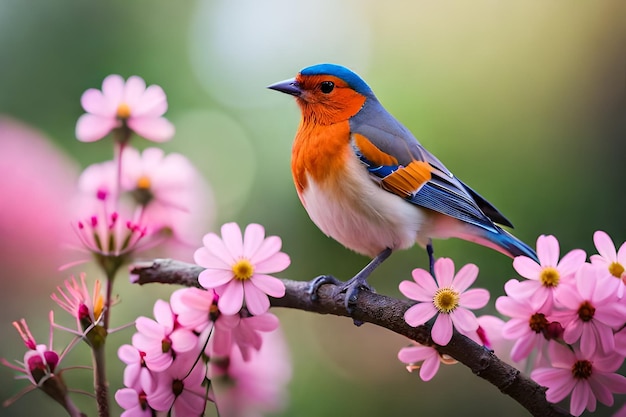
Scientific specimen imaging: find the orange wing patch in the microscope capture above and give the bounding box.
[381,160,432,197]
[354,134,398,167]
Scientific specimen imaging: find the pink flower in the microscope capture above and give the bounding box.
[118,344,155,393]
[146,352,208,415]
[531,341,626,416]
[194,223,289,315]
[211,312,281,362]
[209,327,291,417]
[76,74,174,143]
[115,387,154,417]
[555,264,626,357]
[1,317,79,411]
[512,235,586,310]
[132,300,198,372]
[495,279,554,365]
[50,274,105,338]
[399,258,489,346]
[397,342,455,381]
[590,230,626,298]
[0,117,78,286]
[120,147,214,245]
[77,159,117,203]
[68,201,158,275]
[169,287,219,333]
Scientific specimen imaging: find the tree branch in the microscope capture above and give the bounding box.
[130,258,571,417]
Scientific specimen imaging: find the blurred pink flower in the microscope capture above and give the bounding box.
[590,230,626,298]
[77,159,118,204]
[132,300,198,372]
[146,352,208,415]
[211,312,280,362]
[76,74,174,143]
[496,279,553,364]
[0,117,78,288]
[195,223,289,315]
[555,264,626,357]
[120,147,214,245]
[397,342,455,381]
[399,258,489,346]
[512,235,586,310]
[531,341,626,416]
[209,327,291,417]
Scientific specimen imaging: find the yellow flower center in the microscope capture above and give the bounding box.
[609,262,625,278]
[540,267,560,287]
[116,103,131,119]
[232,259,254,281]
[433,287,460,314]
[136,175,151,190]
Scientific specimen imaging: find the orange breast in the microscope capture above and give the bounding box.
[291,120,352,196]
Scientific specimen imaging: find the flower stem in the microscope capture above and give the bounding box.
[92,344,109,417]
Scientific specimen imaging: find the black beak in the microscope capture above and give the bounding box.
[267,78,301,96]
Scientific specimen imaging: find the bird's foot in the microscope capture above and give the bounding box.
[307,274,375,324]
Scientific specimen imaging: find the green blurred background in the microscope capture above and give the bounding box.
[1,1,625,416]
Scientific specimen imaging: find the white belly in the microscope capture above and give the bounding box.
[300,156,430,258]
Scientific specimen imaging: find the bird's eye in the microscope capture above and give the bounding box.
[320,81,335,94]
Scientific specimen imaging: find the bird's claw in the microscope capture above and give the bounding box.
[307,274,375,320]
[307,274,343,302]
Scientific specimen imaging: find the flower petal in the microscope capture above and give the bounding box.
[450,307,479,333]
[101,74,125,103]
[404,302,436,327]
[431,313,453,345]
[537,235,560,266]
[194,246,231,270]
[557,249,587,278]
[122,75,147,108]
[250,274,286,298]
[76,113,118,142]
[411,268,439,294]
[459,288,489,309]
[242,223,266,259]
[220,222,243,259]
[420,354,441,381]
[133,85,168,117]
[513,256,542,280]
[127,116,174,142]
[217,281,244,315]
[81,88,115,116]
[399,280,434,302]
[593,231,617,261]
[451,263,478,293]
[434,258,455,287]
[198,268,234,289]
[243,281,271,315]
[254,252,290,274]
[250,235,282,264]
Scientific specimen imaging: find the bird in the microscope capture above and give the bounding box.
[268,63,537,311]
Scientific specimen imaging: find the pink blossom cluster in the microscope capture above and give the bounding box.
[495,233,626,416]
[69,75,213,272]
[117,223,291,416]
[397,232,626,416]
